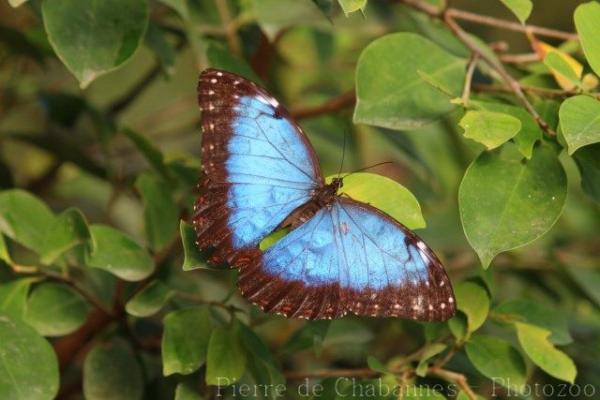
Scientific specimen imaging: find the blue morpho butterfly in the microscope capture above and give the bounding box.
[193,69,456,321]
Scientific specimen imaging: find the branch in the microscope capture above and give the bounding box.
[290,90,356,120]
[442,10,556,137]
[473,83,600,100]
[215,0,242,56]
[498,52,540,64]
[446,9,578,42]
[461,53,480,106]
[429,367,478,400]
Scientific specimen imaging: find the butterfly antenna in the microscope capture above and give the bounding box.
[343,161,394,178]
[337,129,348,177]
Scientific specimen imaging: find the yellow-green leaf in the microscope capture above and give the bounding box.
[459,111,522,150]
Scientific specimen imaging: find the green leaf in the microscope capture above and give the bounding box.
[559,95,600,154]
[416,343,447,377]
[0,313,59,400]
[0,189,55,253]
[498,0,532,23]
[144,22,176,76]
[206,43,262,83]
[136,172,179,251]
[39,208,90,265]
[326,173,426,229]
[573,143,600,202]
[459,111,522,150]
[206,320,247,386]
[0,278,37,320]
[417,70,455,98]
[403,386,447,399]
[465,335,527,391]
[42,0,149,88]
[282,320,331,355]
[453,281,489,334]
[338,0,366,15]
[162,307,212,376]
[123,129,170,179]
[367,356,391,374]
[125,280,173,317]
[543,52,581,88]
[354,33,465,130]
[180,220,209,271]
[252,0,326,40]
[239,323,285,399]
[83,339,143,400]
[459,145,567,268]
[24,282,89,337]
[565,266,600,308]
[494,299,572,344]
[86,225,154,281]
[574,1,600,77]
[515,323,577,383]
[0,234,11,264]
[158,0,189,19]
[471,100,542,159]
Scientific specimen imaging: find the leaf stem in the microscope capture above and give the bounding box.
[462,52,480,107]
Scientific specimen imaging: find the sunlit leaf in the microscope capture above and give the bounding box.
[24,282,89,336]
[498,0,532,23]
[338,0,366,16]
[559,95,600,154]
[42,0,149,88]
[543,52,581,89]
[0,313,59,400]
[515,323,577,383]
[83,339,143,400]
[471,100,542,159]
[459,111,521,150]
[86,225,154,281]
[354,33,465,130]
[574,1,600,77]
[326,172,426,229]
[162,307,212,376]
[453,281,489,334]
[459,145,567,268]
[8,0,29,7]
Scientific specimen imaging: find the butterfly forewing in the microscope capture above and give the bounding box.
[194,69,322,265]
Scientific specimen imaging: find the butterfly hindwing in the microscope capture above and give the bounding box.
[238,198,456,321]
[194,69,322,264]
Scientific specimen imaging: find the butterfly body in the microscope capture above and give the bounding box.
[194,69,456,321]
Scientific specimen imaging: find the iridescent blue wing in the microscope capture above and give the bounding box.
[194,69,322,264]
[238,198,455,321]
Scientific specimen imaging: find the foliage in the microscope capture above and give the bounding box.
[0,0,599,399]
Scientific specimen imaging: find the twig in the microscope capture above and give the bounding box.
[429,367,477,400]
[498,52,540,64]
[446,8,578,42]
[291,90,356,120]
[473,83,600,100]
[462,53,480,106]
[442,11,556,137]
[215,0,242,56]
